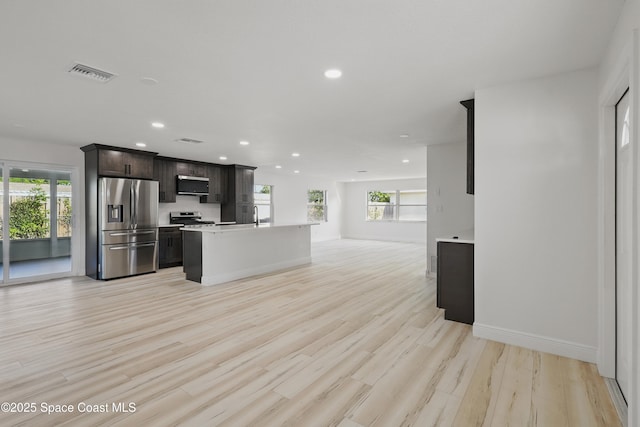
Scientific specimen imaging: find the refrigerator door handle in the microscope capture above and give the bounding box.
[109,230,155,236]
[129,184,134,227]
[133,184,138,226]
[135,184,138,226]
[109,243,156,250]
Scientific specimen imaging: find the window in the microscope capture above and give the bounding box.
[254,184,273,223]
[8,178,51,239]
[307,189,327,222]
[367,191,396,221]
[367,189,426,222]
[57,179,72,237]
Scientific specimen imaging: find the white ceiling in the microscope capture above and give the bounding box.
[0,1,623,181]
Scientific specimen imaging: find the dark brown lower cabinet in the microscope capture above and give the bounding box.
[159,227,183,268]
[182,231,202,283]
[437,241,474,325]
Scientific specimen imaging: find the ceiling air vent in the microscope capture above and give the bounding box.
[68,63,116,83]
[176,138,205,144]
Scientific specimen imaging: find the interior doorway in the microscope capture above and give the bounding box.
[615,87,630,403]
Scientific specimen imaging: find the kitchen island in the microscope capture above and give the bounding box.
[181,223,316,285]
[436,229,475,324]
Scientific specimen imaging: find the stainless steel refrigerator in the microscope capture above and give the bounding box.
[98,177,159,279]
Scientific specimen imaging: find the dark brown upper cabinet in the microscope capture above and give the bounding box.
[176,161,207,178]
[460,99,474,195]
[81,144,157,180]
[153,158,178,203]
[200,164,229,204]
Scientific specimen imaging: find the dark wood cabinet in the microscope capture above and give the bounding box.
[200,164,228,204]
[221,165,256,223]
[182,231,202,283]
[154,157,237,205]
[159,227,183,268]
[96,148,155,179]
[154,158,178,203]
[460,99,474,195]
[176,161,207,177]
[437,241,474,324]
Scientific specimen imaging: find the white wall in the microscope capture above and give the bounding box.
[474,69,599,363]
[426,142,474,274]
[254,170,341,242]
[597,0,640,423]
[0,136,85,276]
[340,178,426,244]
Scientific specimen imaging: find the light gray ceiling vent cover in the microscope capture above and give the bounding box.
[68,63,116,82]
[176,138,205,144]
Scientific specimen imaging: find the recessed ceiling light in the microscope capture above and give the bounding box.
[151,122,165,128]
[324,69,342,79]
[402,159,410,163]
[399,134,409,138]
[294,170,300,174]
[219,156,227,160]
[275,165,282,169]
[135,142,147,147]
[291,152,300,157]
[239,140,250,146]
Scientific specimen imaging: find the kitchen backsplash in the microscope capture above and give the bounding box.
[158,195,221,225]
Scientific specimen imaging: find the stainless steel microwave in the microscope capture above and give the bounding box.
[176,175,209,195]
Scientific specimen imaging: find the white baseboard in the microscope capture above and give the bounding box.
[341,234,427,244]
[473,323,597,363]
[201,257,311,286]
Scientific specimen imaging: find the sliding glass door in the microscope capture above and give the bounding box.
[0,164,73,285]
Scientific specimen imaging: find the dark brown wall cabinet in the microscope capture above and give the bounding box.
[437,241,474,325]
[158,227,183,268]
[460,99,474,195]
[221,165,256,224]
[80,144,158,279]
[200,165,228,204]
[154,157,229,204]
[176,161,207,178]
[154,158,178,203]
[95,147,155,179]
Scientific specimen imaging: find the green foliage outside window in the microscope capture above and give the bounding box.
[367,190,394,220]
[368,191,391,203]
[58,197,72,237]
[9,185,50,239]
[307,189,327,222]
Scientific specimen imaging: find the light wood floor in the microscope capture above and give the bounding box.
[0,239,620,426]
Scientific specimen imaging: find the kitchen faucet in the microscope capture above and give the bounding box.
[254,205,260,226]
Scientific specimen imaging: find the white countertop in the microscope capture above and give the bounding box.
[436,229,474,244]
[159,224,184,228]
[181,222,319,233]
